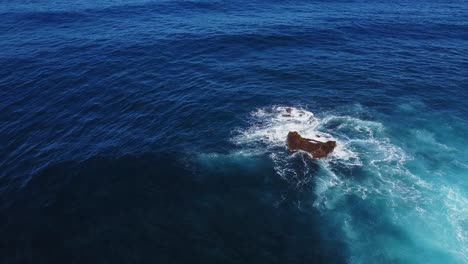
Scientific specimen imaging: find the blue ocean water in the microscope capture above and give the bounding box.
[1,0,467,263]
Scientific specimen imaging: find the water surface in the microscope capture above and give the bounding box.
[1,0,467,263]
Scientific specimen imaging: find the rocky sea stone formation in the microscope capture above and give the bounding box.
[286,131,336,159]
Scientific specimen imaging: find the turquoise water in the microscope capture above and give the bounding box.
[220,103,467,263]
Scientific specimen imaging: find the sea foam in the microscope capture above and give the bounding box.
[232,106,467,263]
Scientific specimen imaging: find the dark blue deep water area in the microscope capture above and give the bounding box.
[1,0,467,263]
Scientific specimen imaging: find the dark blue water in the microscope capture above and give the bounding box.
[1,0,467,263]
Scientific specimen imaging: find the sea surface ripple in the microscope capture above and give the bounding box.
[1,0,467,263]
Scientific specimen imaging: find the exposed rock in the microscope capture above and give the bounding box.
[287,131,336,159]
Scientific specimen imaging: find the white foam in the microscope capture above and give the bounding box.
[233,106,362,164]
[233,106,411,172]
[233,106,435,210]
[231,105,466,262]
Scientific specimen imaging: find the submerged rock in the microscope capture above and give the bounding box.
[286,131,336,159]
[282,108,293,117]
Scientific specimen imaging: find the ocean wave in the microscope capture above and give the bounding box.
[232,105,428,207]
[232,105,467,263]
[232,105,406,174]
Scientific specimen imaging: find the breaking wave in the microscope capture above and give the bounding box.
[232,106,467,263]
[233,106,410,183]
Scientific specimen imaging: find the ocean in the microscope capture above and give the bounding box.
[1,0,467,263]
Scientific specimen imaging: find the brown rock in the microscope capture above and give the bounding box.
[287,131,336,159]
